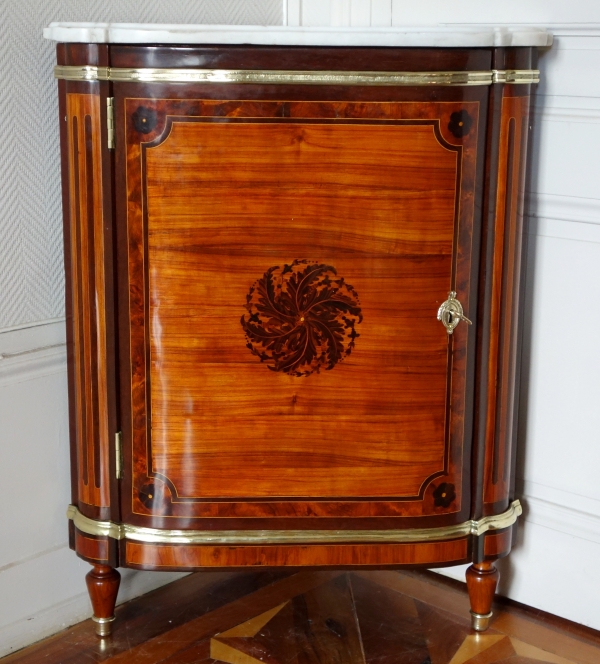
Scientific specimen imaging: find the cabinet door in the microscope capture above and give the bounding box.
[115,84,485,532]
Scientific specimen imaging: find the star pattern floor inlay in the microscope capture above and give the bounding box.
[2,570,597,664]
[205,574,577,664]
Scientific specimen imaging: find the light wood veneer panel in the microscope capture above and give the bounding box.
[146,121,455,500]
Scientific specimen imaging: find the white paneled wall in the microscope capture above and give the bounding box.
[287,0,600,26]
[286,0,393,27]
[503,28,600,629]
[287,0,600,631]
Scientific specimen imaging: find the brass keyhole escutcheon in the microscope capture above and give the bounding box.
[437,291,472,335]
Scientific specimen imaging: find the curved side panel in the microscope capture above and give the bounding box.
[482,90,531,513]
[66,92,110,511]
[58,43,117,522]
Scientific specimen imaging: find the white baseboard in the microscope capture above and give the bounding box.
[0,318,67,387]
[0,345,66,388]
[526,193,600,227]
[517,479,600,545]
[0,592,92,659]
[0,318,66,351]
[0,543,188,659]
[435,517,600,630]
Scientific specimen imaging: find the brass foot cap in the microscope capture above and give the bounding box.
[470,610,493,632]
[92,615,115,637]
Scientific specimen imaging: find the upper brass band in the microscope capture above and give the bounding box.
[54,65,540,85]
[67,500,522,545]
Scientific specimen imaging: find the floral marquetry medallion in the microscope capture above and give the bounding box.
[241,260,363,377]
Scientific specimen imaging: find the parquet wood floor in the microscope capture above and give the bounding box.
[3,570,599,664]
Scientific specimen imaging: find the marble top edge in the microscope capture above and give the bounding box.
[43,23,553,48]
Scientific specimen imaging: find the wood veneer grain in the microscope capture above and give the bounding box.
[66,92,110,510]
[124,539,469,570]
[75,531,109,563]
[483,527,512,559]
[118,94,482,529]
[58,43,120,523]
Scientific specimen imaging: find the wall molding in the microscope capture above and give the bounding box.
[0,318,67,387]
[285,4,600,34]
[534,105,600,124]
[0,344,66,388]
[454,24,600,38]
[516,479,600,545]
[526,192,600,226]
[0,316,66,336]
[520,494,600,546]
[536,24,600,37]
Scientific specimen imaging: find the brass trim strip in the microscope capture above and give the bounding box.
[471,500,522,536]
[55,65,110,81]
[104,68,493,86]
[67,500,522,545]
[67,505,123,539]
[492,69,540,84]
[54,66,534,86]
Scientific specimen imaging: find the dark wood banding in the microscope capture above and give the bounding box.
[110,45,492,72]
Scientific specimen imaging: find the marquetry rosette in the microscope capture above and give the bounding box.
[447,110,473,139]
[131,106,158,134]
[137,478,173,515]
[432,482,457,509]
[241,260,362,377]
[129,104,166,141]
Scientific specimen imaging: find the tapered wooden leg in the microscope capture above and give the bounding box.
[466,562,499,632]
[85,564,121,637]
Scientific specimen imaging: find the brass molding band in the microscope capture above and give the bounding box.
[54,65,539,86]
[68,505,123,539]
[67,500,521,545]
[492,69,540,84]
[54,65,110,81]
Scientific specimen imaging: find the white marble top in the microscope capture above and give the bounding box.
[44,23,552,48]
